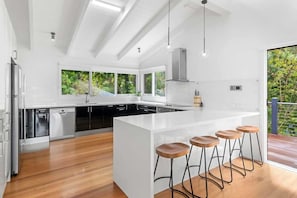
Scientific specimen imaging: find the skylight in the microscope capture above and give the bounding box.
[92,0,122,12]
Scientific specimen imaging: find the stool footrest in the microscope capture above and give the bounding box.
[198,172,224,189]
[222,164,246,177]
[182,184,201,198]
[233,157,263,172]
[154,176,170,182]
[171,188,194,198]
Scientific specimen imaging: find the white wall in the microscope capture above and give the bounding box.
[140,1,297,111]
[0,0,16,110]
[18,36,140,107]
[0,0,16,195]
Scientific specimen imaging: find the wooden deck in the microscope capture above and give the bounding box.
[268,134,297,169]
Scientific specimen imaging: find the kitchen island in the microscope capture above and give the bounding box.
[113,109,260,198]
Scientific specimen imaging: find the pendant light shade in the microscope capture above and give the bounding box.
[50,32,56,42]
[202,0,207,56]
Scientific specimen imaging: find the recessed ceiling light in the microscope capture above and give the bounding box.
[92,0,122,12]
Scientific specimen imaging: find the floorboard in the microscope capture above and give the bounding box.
[4,132,297,198]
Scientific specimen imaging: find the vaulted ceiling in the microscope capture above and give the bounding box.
[4,0,231,64]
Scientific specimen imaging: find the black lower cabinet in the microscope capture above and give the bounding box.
[90,106,105,129]
[127,104,140,115]
[103,105,116,128]
[76,106,90,131]
[75,104,168,131]
[115,104,128,117]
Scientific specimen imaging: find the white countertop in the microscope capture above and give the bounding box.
[25,101,199,110]
[114,109,260,133]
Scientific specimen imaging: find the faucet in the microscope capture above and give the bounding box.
[85,92,89,103]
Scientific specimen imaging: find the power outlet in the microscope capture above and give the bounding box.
[230,85,242,91]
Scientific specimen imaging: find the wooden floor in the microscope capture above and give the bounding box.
[268,134,297,169]
[4,132,297,198]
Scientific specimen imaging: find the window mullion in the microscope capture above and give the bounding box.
[152,72,155,96]
[115,73,118,95]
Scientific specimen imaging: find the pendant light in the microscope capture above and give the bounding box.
[202,0,207,56]
[167,0,171,49]
[50,32,56,42]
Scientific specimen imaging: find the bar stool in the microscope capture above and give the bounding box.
[182,136,224,198]
[210,130,246,183]
[154,142,194,198]
[236,125,263,171]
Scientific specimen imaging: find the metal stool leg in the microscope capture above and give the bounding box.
[241,132,263,171]
[155,154,194,197]
[154,155,160,178]
[185,154,195,198]
[170,159,174,197]
[198,147,224,197]
[256,133,264,165]
[203,148,208,198]
[211,138,246,183]
[182,147,196,198]
[207,146,224,189]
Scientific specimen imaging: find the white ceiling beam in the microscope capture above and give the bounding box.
[92,0,138,57]
[66,0,91,56]
[117,0,180,60]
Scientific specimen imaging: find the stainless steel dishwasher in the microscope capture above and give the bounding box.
[50,108,75,141]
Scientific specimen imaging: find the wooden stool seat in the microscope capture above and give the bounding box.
[236,126,259,133]
[156,143,190,159]
[216,130,242,140]
[190,136,219,148]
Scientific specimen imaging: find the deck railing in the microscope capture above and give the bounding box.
[268,97,297,136]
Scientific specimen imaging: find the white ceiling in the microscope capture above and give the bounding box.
[4,0,245,64]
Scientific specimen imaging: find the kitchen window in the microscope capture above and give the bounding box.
[92,72,115,95]
[117,73,137,94]
[144,73,152,94]
[61,69,137,96]
[155,71,165,96]
[143,70,165,97]
[61,70,89,95]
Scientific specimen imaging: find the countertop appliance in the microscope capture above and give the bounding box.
[50,108,75,140]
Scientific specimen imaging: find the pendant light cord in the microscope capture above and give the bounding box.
[203,2,206,54]
[168,0,171,48]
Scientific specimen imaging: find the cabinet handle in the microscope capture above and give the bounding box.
[90,106,92,112]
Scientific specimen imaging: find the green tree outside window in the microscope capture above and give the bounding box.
[92,72,115,95]
[155,71,165,96]
[117,74,136,94]
[61,70,89,95]
[144,73,152,94]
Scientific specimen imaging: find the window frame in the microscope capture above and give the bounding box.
[140,66,166,98]
[116,73,138,95]
[60,69,90,96]
[59,65,139,97]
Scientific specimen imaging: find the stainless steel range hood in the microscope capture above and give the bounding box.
[169,48,188,82]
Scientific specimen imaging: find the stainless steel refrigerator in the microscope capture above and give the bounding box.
[11,58,24,176]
